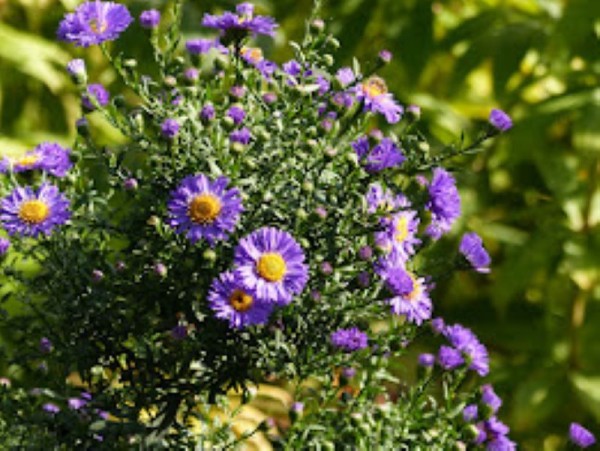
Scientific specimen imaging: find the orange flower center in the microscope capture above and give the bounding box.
[188,194,221,224]
[363,77,388,98]
[16,155,39,168]
[18,200,50,224]
[229,289,254,312]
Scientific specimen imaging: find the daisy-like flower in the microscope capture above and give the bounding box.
[459,232,491,273]
[57,1,133,47]
[330,327,368,352]
[208,272,273,329]
[82,83,110,111]
[570,423,596,448]
[202,3,277,39]
[352,136,405,172]
[376,250,432,325]
[375,208,421,259]
[365,183,405,214]
[12,142,72,177]
[354,76,403,124]
[0,184,70,238]
[443,323,489,376]
[240,46,277,79]
[481,384,502,413]
[234,227,308,305]
[475,417,516,451]
[425,167,461,240]
[167,174,243,245]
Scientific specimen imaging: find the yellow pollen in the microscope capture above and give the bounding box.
[16,155,39,167]
[257,253,287,282]
[229,289,254,312]
[90,19,108,34]
[241,46,263,63]
[395,216,409,243]
[363,77,388,98]
[188,194,222,224]
[405,272,422,302]
[18,200,50,224]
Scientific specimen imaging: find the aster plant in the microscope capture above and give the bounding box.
[1,0,576,449]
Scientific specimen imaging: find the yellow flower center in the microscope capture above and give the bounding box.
[18,200,50,224]
[16,155,39,168]
[229,289,254,312]
[257,253,287,282]
[90,19,108,34]
[395,216,409,243]
[241,46,263,63]
[363,77,388,98]
[405,273,422,302]
[188,194,222,224]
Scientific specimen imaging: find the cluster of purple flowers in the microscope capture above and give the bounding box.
[438,322,489,376]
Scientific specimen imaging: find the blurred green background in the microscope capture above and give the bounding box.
[1,0,599,449]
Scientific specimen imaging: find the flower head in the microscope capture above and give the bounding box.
[570,423,596,448]
[82,83,110,111]
[443,323,489,376]
[376,250,432,325]
[227,106,246,125]
[208,271,273,329]
[186,38,219,55]
[12,142,72,177]
[167,174,242,246]
[354,76,403,123]
[139,9,160,29]
[336,67,355,87]
[425,168,461,240]
[43,403,61,414]
[66,58,87,83]
[460,232,491,273]
[489,109,513,132]
[57,1,133,47]
[352,137,405,172]
[230,127,252,145]
[0,183,70,238]
[161,118,180,139]
[330,327,368,352]
[481,384,502,413]
[234,227,308,305]
[202,3,277,39]
[375,209,420,259]
[418,353,435,367]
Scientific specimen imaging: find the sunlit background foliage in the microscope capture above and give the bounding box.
[0,0,599,449]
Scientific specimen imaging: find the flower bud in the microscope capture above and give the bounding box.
[153,262,167,278]
[39,337,53,354]
[163,75,177,88]
[66,59,87,85]
[123,58,138,69]
[92,269,104,283]
[203,249,217,262]
[310,19,325,33]
[323,54,335,67]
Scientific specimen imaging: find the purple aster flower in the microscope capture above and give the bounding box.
[489,109,512,132]
[82,83,110,111]
[475,417,513,449]
[167,174,243,245]
[257,60,278,79]
[200,104,216,122]
[352,137,405,172]
[431,317,445,334]
[0,184,70,238]
[358,246,373,260]
[570,423,596,448]
[444,323,489,376]
[208,271,273,329]
[139,9,160,29]
[227,106,246,125]
[487,436,517,451]
[354,76,403,124]
[161,118,180,139]
[463,404,479,422]
[202,4,277,38]
[230,85,246,98]
[330,327,368,352]
[185,38,217,55]
[262,92,277,104]
[438,345,464,370]
[425,168,461,240]
[336,67,355,87]
[39,337,53,354]
[43,403,60,414]
[230,127,252,145]
[481,384,502,413]
[0,238,9,256]
[12,142,72,177]
[57,1,133,47]
[68,397,88,410]
[283,59,302,77]
[375,209,421,259]
[291,402,304,414]
[333,92,355,109]
[365,183,405,214]
[376,250,432,324]
[460,232,491,273]
[234,227,309,305]
[418,353,435,367]
[352,136,370,159]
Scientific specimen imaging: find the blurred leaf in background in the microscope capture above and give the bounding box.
[1,0,599,449]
